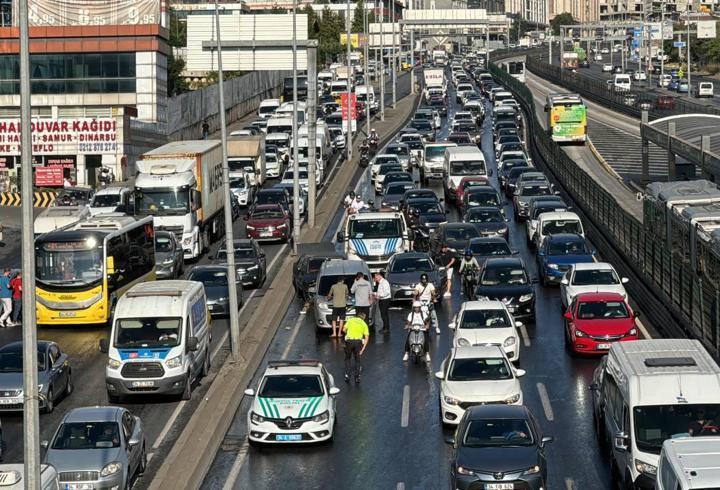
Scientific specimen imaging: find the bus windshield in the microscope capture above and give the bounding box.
[36,240,104,287]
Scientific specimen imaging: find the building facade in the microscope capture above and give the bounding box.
[503,0,548,24]
[0,0,168,188]
[550,0,600,22]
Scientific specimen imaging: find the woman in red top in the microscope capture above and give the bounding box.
[9,272,21,326]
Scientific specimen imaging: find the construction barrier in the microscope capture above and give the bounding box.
[0,191,57,207]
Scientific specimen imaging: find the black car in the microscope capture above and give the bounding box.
[613,65,623,74]
[292,244,345,303]
[461,185,504,214]
[448,405,553,490]
[495,134,522,150]
[447,132,474,146]
[463,206,509,240]
[211,238,267,288]
[504,166,535,197]
[412,120,436,142]
[495,127,522,143]
[402,188,439,206]
[381,182,416,211]
[429,223,481,260]
[187,265,243,317]
[579,59,590,68]
[272,182,308,217]
[467,237,514,265]
[475,257,536,321]
[427,96,447,117]
[253,188,291,217]
[493,120,519,135]
[385,252,447,302]
[453,122,481,146]
[381,171,414,195]
[53,187,95,207]
[404,197,447,232]
[495,142,526,158]
[499,160,530,191]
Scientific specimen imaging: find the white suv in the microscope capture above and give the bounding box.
[245,360,339,444]
[560,262,629,309]
[449,300,521,362]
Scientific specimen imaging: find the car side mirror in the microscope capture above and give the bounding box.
[515,368,526,377]
[563,312,573,320]
[259,252,266,258]
[621,277,629,284]
[186,336,199,352]
[614,431,628,452]
[434,371,445,380]
[515,321,523,328]
[444,435,456,445]
[541,436,554,447]
[337,231,345,242]
[560,278,569,285]
[244,388,255,396]
[329,387,340,396]
[128,433,141,447]
[41,440,49,449]
[99,338,109,354]
[634,311,641,319]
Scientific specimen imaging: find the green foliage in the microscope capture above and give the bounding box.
[352,0,365,33]
[550,12,576,36]
[271,6,288,14]
[168,54,190,97]
[509,18,528,43]
[573,47,586,62]
[169,10,186,47]
[317,6,344,63]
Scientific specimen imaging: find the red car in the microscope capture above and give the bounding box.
[563,292,640,355]
[455,176,490,204]
[245,204,290,242]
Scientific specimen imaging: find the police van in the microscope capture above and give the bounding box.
[336,211,411,272]
[657,437,720,489]
[101,281,212,402]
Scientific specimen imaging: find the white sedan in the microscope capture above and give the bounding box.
[634,71,647,82]
[594,54,603,62]
[560,262,629,309]
[602,64,613,73]
[449,300,521,362]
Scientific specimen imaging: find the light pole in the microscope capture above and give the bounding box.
[346,0,353,163]
[686,2,691,88]
[292,0,300,252]
[391,0,396,109]
[380,0,385,121]
[365,0,371,136]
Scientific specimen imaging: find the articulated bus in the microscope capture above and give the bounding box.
[545,93,587,144]
[501,60,525,83]
[34,216,156,326]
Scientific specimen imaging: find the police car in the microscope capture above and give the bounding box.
[244,360,339,444]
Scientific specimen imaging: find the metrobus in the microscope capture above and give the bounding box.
[282,75,308,102]
[545,93,587,144]
[34,215,156,326]
[501,60,525,83]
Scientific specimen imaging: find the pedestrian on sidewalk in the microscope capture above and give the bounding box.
[201,120,210,140]
[351,272,373,323]
[327,276,349,338]
[0,269,12,327]
[9,271,21,326]
[373,271,392,332]
[342,312,369,383]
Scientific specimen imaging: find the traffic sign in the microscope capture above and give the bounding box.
[673,41,686,48]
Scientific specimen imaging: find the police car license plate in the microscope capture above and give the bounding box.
[132,381,155,388]
[0,397,21,405]
[485,484,514,490]
[66,484,93,490]
[598,343,611,350]
[276,434,302,441]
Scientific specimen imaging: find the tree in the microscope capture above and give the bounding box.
[550,12,576,36]
[318,6,343,63]
[509,18,529,43]
[169,10,186,48]
[352,0,365,33]
[167,55,190,96]
[270,6,288,14]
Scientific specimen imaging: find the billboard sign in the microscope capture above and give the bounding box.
[13,0,160,27]
[0,118,121,156]
[340,33,369,48]
[34,166,65,187]
[340,93,357,133]
[697,20,717,39]
[648,21,674,40]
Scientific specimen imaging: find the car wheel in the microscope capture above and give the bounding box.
[64,371,74,397]
[201,349,211,378]
[43,388,54,414]
[181,372,192,401]
[138,444,148,474]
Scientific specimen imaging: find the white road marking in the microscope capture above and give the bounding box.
[636,317,652,339]
[536,382,555,422]
[397,483,405,490]
[152,400,186,450]
[565,478,575,490]
[401,385,410,428]
[147,452,154,462]
[222,441,250,490]
[281,314,305,359]
[519,324,531,347]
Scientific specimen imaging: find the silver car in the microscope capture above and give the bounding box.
[154,230,184,279]
[43,406,146,490]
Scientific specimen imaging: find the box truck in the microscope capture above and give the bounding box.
[227,135,266,187]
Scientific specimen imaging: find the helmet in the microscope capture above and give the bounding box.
[464,249,473,258]
[349,191,356,198]
[420,273,429,282]
[412,301,422,308]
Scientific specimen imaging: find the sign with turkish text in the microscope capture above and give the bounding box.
[34,166,65,187]
[0,118,121,156]
[340,92,357,132]
[697,20,717,39]
[648,22,674,41]
[15,0,161,27]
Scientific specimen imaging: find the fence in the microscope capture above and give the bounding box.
[489,51,720,358]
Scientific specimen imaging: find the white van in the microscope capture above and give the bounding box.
[89,186,133,216]
[591,339,720,489]
[330,80,349,101]
[355,85,378,113]
[257,98,280,119]
[101,280,212,402]
[443,146,487,200]
[318,70,335,89]
[697,82,714,98]
[614,74,632,92]
[34,206,91,236]
[336,211,410,272]
[532,211,584,249]
[275,101,306,125]
[265,116,294,136]
[657,437,720,490]
[422,141,457,184]
[0,464,59,490]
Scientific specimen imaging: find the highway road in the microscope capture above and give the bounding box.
[0,72,412,481]
[198,71,657,490]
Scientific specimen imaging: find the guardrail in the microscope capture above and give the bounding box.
[489,50,720,358]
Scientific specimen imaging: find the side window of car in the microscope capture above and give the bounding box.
[49,345,60,366]
[122,412,134,441]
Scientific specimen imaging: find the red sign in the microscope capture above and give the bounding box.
[34,166,64,187]
[340,93,358,121]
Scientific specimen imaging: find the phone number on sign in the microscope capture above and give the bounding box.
[78,142,117,152]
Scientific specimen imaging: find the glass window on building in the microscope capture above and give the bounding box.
[0,0,11,28]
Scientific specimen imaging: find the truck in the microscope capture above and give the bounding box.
[432,50,447,66]
[227,135,266,187]
[424,68,445,93]
[135,140,225,260]
[562,52,579,70]
[519,36,531,48]
[334,66,353,83]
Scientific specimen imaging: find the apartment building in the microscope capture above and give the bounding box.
[550,0,600,22]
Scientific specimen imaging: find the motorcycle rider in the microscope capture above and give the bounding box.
[359,138,370,156]
[413,273,440,334]
[349,195,369,215]
[343,190,356,209]
[368,129,379,147]
[403,301,430,362]
[458,249,480,298]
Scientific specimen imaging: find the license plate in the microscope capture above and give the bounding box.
[0,397,21,405]
[275,434,302,441]
[598,343,611,350]
[66,484,93,490]
[485,484,514,490]
[404,290,414,296]
[507,306,516,312]
[58,311,77,318]
[208,305,215,310]
[260,231,273,237]
[131,380,155,388]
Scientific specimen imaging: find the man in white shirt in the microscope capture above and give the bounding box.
[349,195,368,214]
[373,271,392,332]
[403,301,430,362]
[413,273,440,334]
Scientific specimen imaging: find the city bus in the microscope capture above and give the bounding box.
[282,75,308,102]
[501,60,525,83]
[545,93,587,144]
[34,215,156,326]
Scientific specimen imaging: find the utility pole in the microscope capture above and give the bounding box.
[346,0,353,162]
[410,0,415,95]
[19,0,40,485]
[307,45,317,229]
[686,3,691,88]
[365,1,371,135]
[560,27,565,69]
[660,4,665,78]
[391,0,396,109]
[380,0,385,121]
[214,0,241,357]
[549,29,552,65]
[292,0,300,253]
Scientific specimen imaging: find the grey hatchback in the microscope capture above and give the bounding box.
[43,406,146,490]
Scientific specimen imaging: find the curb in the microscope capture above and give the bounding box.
[0,191,57,207]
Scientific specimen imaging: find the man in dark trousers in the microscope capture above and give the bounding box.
[373,271,392,332]
[342,312,369,383]
[351,272,373,320]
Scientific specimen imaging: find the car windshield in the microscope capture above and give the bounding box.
[155,235,174,253]
[52,422,121,450]
[573,269,619,286]
[375,156,399,165]
[532,204,566,218]
[307,258,327,273]
[0,349,46,372]
[259,374,324,398]
[405,191,436,200]
[455,123,476,132]
[379,165,403,176]
[405,140,424,150]
[426,146,450,160]
[387,146,409,156]
[257,193,285,205]
[521,185,552,197]
[449,135,471,145]
[188,269,229,287]
[252,208,285,219]
[449,357,512,381]
[542,220,581,235]
[450,161,485,175]
[385,173,413,185]
[114,317,181,349]
[463,418,535,447]
[470,241,512,256]
[386,183,415,195]
[481,266,528,285]
[577,300,629,319]
[390,256,433,273]
[501,143,524,153]
[135,188,190,216]
[466,192,499,207]
[466,209,504,223]
[348,219,402,239]
[414,121,433,131]
[634,404,720,454]
[35,240,104,287]
[547,239,589,256]
[445,227,480,240]
[230,178,246,190]
[460,309,511,329]
[410,202,443,214]
[215,246,257,261]
[91,194,120,207]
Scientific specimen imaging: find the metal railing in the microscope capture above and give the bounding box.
[488,50,720,358]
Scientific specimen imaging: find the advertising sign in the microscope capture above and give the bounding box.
[0,118,121,156]
[340,93,357,133]
[34,166,65,187]
[697,20,717,39]
[340,33,369,48]
[16,0,161,27]
[648,22,674,41]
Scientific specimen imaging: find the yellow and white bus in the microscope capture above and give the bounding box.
[35,215,156,326]
[545,93,587,144]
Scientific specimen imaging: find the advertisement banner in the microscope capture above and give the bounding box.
[15,0,160,27]
[0,118,121,156]
[340,33,369,48]
[697,20,717,39]
[648,22,674,41]
[34,166,65,187]
[340,93,357,133]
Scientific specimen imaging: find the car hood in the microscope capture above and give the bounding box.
[477,284,533,299]
[204,285,229,302]
[387,271,438,286]
[567,285,626,299]
[382,194,404,204]
[233,260,261,270]
[419,213,447,225]
[456,445,539,474]
[254,396,328,419]
[0,372,31,390]
[443,378,519,401]
[155,251,175,263]
[455,327,516,346]
[574,317,635,335]
[45,447,123,472]
[546,255,594,265]
[470,222,507,234]
[445,236,475,250]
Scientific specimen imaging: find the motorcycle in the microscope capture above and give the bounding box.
[359,150,370,168]
[407,324,428,365]
[411,225,430,252]
[462,269,478,301]
[368,137,379,155]
[98,166,115,187]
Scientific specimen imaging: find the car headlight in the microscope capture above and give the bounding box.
[162,258,174,265]
[627,328,637,336]
[183,237,192,246]
[548,263,559,270]
[312,410,330,424]
[456,466,475,476]
[521,465,541,476]
[635,459,657,476]
[575,329,586,338]
[457,338,471,347]
[217,296,229,303]
[519,293,533,303]
[165,355,182,369]
[278,223,288,229]
[246,225,256,231]
[251,411,266,424]
[100,461,122,477]
[505,393,521,404]
[498,227,508,235]
[443,395,460,406]
[503,336,516,347]
[247,265,259,271]
[108,358,121,370]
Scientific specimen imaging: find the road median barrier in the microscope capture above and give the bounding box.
[0,191,58,207]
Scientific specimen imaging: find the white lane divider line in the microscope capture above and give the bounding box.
[222,441,250,490]
[281,314,305,359]
[152,400,186,450]
[565,478,575,490]
[401,385,410,428]
[536,382,555,422]
[636,317,652,339]
[519,324,531,347]
[147,452,154,462]
[397,483,405,490]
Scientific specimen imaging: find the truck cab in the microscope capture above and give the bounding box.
[336,211,411,272]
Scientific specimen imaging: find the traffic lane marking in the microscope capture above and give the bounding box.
[519,324,531,347]
[401,385,410,428]
[536,382,555,422]
[222,441,250,490]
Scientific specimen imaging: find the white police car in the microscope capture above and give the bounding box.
[244,360,339,444]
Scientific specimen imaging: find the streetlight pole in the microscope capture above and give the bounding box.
[391,0,396,109]
[380,0,385,121]
[307,45,317,229]
[365,1,371,135]
[660,3,665,78]
[410,0,415,95]
[214,0,241,358]
[19,0,40,485]
[292,0,300,253]
[346,0,353,163]
[686,3,691,88]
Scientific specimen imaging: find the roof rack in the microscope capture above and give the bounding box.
[644,357,697,368]
[268,360,321,369]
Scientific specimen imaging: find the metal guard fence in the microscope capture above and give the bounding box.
[488,51,720,358]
